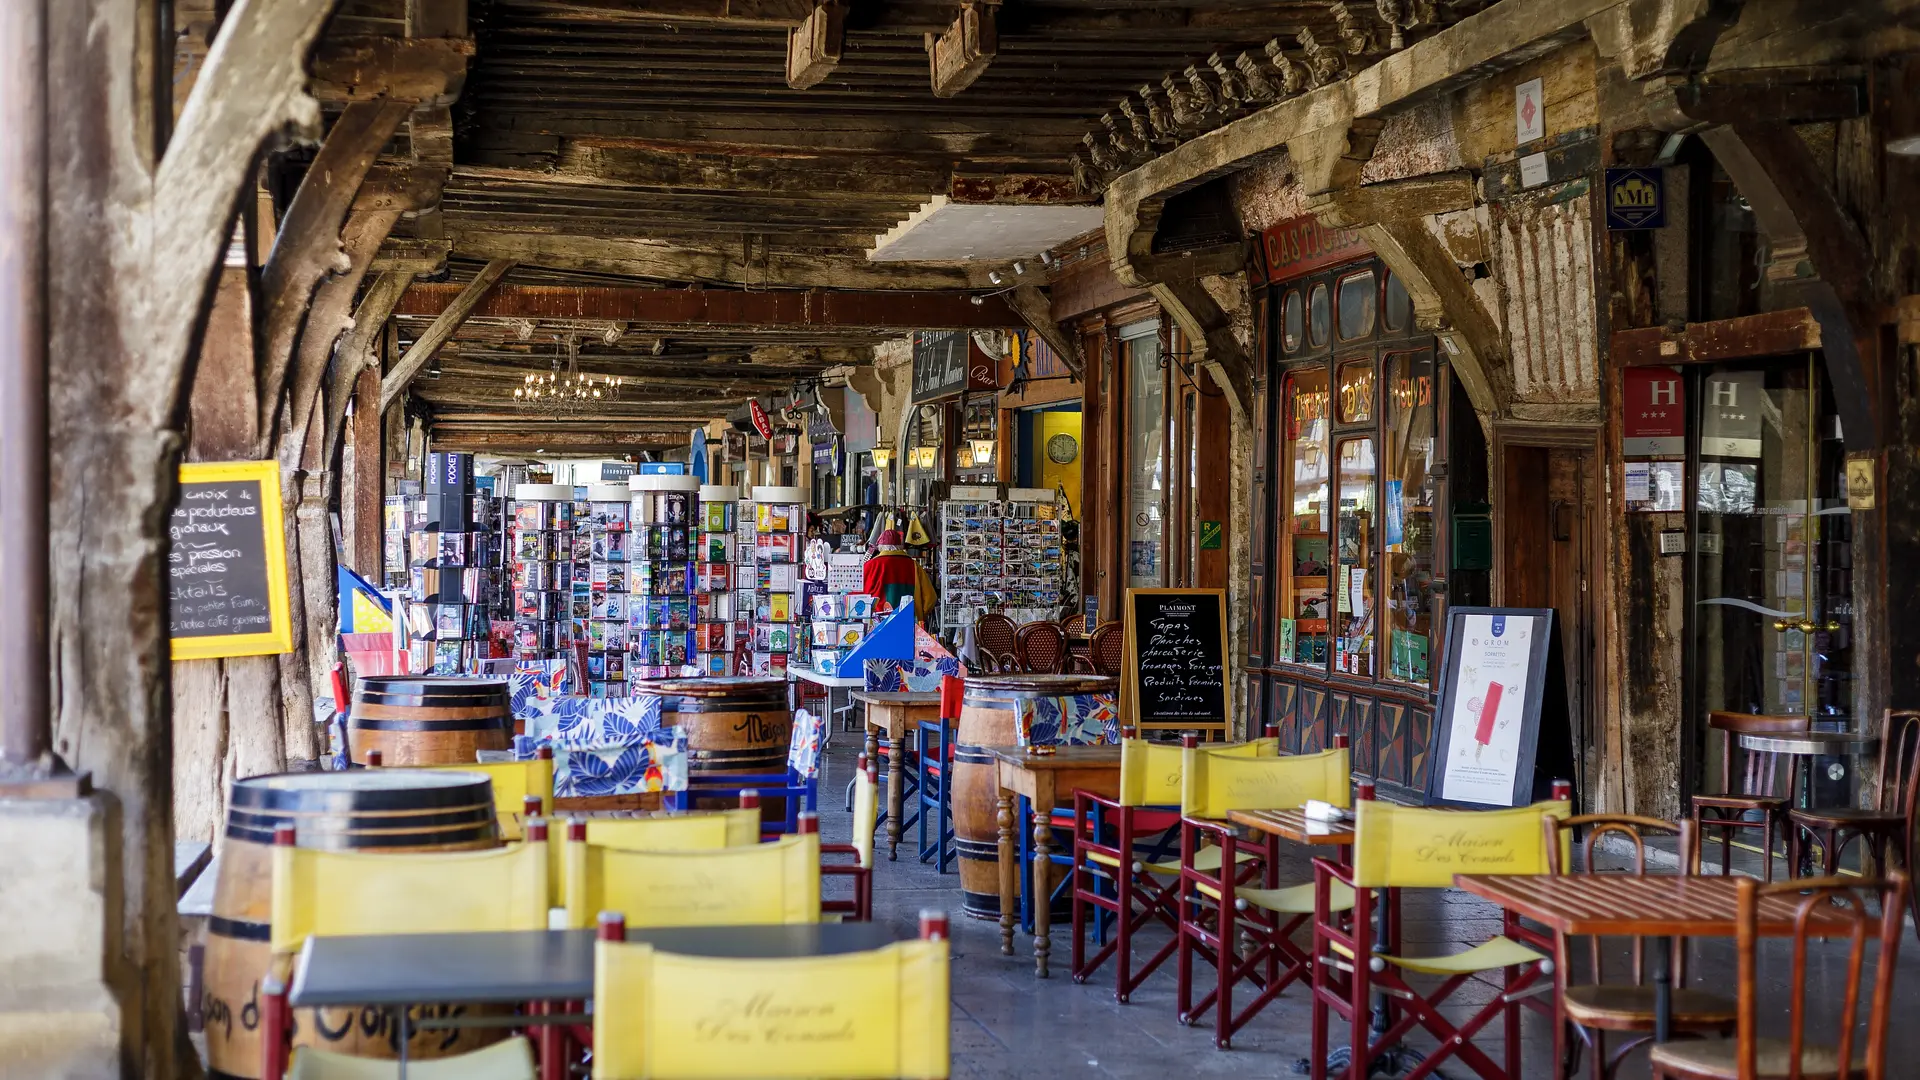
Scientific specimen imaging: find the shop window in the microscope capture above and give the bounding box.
[1308,284,1331,348]
[1278,369,1330,666]
[1336,270,1377,341]
[1282,289,1305,353]
[1384,272,1412,332]
[1383,352,1436,686]
[1334,436,1376,677]
[1336,360,1374,424]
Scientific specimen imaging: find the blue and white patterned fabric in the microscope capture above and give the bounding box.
[787,708,826,780]
[517,685,687,796]
[509,659,570,715]
[865,624,967,692]
[1019,693,1120,749]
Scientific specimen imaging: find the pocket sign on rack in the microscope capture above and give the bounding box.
[1122,588,1229,728]
[168,460,294,660]
[1426,607,1577,808]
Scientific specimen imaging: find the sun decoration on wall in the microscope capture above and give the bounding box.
[1047,433,1079,465]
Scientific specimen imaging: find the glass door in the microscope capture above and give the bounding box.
[1692,355,1854,801]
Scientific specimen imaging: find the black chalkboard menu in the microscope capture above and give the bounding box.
[168,460,294,660]
[1122,588,1230,733]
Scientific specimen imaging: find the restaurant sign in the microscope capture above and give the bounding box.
[1260,215,1369,282]
[911,331,998,403]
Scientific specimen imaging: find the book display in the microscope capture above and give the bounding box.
[574,484,632,696]
[694,484,740,676]
[627,474,700,681]
[747,485,807,676]
[937,487,1066,632]
[509,481,580,667]
[403,453,506,674]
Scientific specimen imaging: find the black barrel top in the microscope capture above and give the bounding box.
[353,676,510,703]
[229,769,496,813]
[963,674,1118,697]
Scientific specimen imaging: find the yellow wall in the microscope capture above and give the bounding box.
[1038,410,1083,518]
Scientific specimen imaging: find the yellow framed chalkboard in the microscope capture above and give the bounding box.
[168,460,294,660]
[1121,587,1231,737]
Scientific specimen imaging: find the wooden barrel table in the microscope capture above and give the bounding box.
[953,674,1119,920]
[201,770,501,1078]
[636,676,792,819]
[348,675,512,766]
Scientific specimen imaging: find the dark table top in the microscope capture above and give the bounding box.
[289,923,900,1007]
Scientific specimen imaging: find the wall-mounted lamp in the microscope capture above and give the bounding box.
[971,438,995,466]
[871,444,893,470]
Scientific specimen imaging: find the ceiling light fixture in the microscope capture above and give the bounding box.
[1890,133,1920,157]
[987,271,1004,286]
[969,295,984,306]
[1011,261,1026,276]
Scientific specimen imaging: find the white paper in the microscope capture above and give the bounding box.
[1519,152,1550,189]
[1624,461,1651,504]
[1440,614,1537,806]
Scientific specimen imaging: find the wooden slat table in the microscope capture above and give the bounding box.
[989,744,1123,978]
[1229,808,1354,847]
[1456,873,1856,1042]
[851,690,941,860]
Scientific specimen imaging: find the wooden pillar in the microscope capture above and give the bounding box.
[350,363,385,576]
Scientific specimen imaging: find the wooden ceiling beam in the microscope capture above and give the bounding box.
[427,429,694,453]
[372,238,453,274]
[446,228,991,290]
[535,0,814,26]
[353,163,450,213]
[458,143,952,197]
[310,35,477,105]
[381,259,515,414]
[391,282,1023,328]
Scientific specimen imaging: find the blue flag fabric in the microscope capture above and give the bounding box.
[839,597,915,667]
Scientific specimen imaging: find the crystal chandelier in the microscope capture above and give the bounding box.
[510,334,622,418]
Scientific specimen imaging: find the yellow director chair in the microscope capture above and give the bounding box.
[1175,737,1353,1048]
[1307,793,1572,1080]
[420,751,556,841]
[1068,731,1279,1001]
[563,822,821,930]
[260,822,551,1080]
[590,910,952,1079]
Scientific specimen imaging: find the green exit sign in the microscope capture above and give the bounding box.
[1199,520,1223,550]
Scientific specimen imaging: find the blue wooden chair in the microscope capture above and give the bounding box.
[915,676,963,870]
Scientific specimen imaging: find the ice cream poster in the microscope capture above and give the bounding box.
[1436,612,1541,806]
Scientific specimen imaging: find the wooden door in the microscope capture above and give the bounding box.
[1502,442,1596,796]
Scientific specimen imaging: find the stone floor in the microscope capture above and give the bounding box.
[812,740,1920,1079]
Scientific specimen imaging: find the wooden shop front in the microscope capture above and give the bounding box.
[1244,216,1491,801]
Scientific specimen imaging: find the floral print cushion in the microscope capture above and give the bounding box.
[1018,693,1119,748]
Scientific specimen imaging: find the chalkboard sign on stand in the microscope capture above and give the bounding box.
[1122,588,1230,738]
[168,460,294,660]
[1425,607,1577,808]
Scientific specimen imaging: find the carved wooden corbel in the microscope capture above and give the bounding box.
[926,1,997,98]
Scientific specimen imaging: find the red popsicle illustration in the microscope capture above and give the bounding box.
[1474,680,1505,747]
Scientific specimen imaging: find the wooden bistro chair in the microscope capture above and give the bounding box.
[1175,736,1352,1049]
[1015,620,1071,674]
[1788,709,1920,888]
[1308,793,1572,1080]
[1062,612,1087,637]
[591,910,952,1080]
[974,612,1019,673]
[562,819,820,929]
[260,824,551,1080]
[1542,814,1733,1080]
[1693,711,1809,882]
[1070,622,1125,678]
[1069,731,1280,1004]
[1650,873,1909,1080]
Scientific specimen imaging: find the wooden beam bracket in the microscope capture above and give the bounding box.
[926,1,998,99]
[786,2,845,90]
[1004,286,1083,378]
